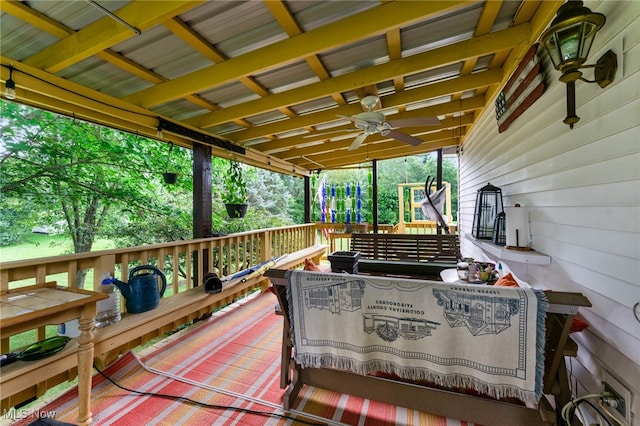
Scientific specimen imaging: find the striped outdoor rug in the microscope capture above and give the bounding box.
[14,291,477,425]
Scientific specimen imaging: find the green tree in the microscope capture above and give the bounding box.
[315,155,458,226]
[378,155,458,225]
[210,161,298,234]
[0,101,192,286]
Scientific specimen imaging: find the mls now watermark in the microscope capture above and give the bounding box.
[4,408,56,420]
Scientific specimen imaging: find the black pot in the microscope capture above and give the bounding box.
[163,172,178,184]
[225,203,248,218]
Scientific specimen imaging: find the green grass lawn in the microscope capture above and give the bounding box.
[0,234,194,411]
[0,233,116,262]
[1,233,116,351]
[1,234,246,412]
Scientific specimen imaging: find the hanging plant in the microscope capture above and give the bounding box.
[162,143,178,184]
[222,161,248,218]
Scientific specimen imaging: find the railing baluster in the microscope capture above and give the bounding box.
[0,227,321,290]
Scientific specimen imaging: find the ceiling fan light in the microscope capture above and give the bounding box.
[360,95,381,111]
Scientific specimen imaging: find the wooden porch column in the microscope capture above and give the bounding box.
[372,160,379,233]
[304,175,311,223]
[436,148,443,234]
[193,143,212,238]
[193,143,212,285]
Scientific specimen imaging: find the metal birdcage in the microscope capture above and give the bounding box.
[472,183,504,240]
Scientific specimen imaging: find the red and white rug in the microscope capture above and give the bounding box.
[13,291,477,425]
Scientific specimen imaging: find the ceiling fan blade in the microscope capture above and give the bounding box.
[387,117,440,127]
[336,114,356,122]
[387,130,423,146]
[303,128,357,138]
[348,133,368,150]
[336,114,368,127]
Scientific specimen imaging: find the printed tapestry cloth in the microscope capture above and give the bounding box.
[287,270,548,405]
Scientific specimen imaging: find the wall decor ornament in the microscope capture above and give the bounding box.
[495,44,545,133]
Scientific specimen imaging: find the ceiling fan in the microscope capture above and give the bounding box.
[309,95,441,150]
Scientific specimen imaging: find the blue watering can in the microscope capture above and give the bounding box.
[113,265,167,314]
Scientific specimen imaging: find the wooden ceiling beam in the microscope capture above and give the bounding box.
[252,99,481,153]
[2,0,170,86]
[123,1,472,108]
[0,56,306,177]
[1,0,70,38]
[293,133,465,170]
[23,1,202,73]
[186,22,522,129]
[230,71,492,143]
[276,116,474,160]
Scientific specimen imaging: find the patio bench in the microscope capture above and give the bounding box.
[267,268,592,426]
[0,244,327,412]
[350,233,461,280]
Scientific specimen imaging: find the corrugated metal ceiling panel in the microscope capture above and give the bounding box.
[25,0,117,31]
[473,55,495,73]
[187,2,286,58]
[0,0,558,172]
[319,35,389,78]
[494,1,524,31]
[55,57,147,98]
[207,122,246,136]
[404,64,464,90]
[253,61,319,94]
[288,0,380,32]
[153,98,206,122]
[199,81,261,109]
[244,110,288,127]
[112,26,210,78]
[0,13,59,61]
[289,96,339,116]
[401,4,483,56]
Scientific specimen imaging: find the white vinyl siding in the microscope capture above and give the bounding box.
[458,1,639,423]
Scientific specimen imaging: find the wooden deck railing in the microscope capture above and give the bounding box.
[395,221,458,234]
[0,224,316,353]
[0,221,463,411]
[313,222,457,253]
[0,221,458,353]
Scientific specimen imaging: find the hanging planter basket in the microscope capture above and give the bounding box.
[162,143,178,184]
[225,203,248,219]
[163,172,178,184]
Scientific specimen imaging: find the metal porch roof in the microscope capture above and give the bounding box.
[0,0,562,177]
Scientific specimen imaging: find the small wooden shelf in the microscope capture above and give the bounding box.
[464,233,551,265]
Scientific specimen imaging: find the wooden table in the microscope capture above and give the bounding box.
[0,282,107,425]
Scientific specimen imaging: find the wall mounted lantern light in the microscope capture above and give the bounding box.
[540,0,617,128]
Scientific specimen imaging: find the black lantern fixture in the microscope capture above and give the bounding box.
[4,65,16,100]
[540,0,617,128]
[472,183,504,240]
[492,212,507,246]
